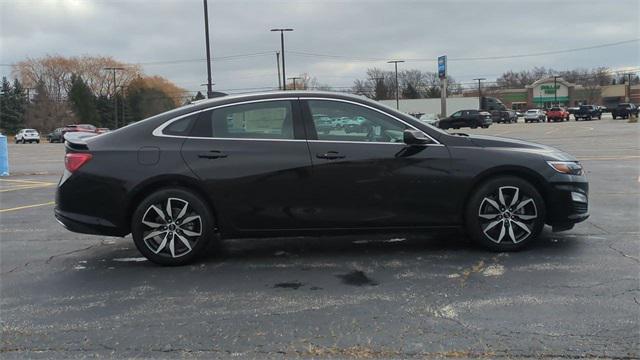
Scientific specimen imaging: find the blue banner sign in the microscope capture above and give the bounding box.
[438,55,446,79]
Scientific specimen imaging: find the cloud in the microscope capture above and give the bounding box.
[1,0,638,93]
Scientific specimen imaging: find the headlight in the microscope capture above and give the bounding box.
[547,161,583,175]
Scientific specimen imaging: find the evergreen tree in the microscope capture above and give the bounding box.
[12,79,28,130]
[402,83,421,99]
[193,91,205,101]
[24,80,56,131]
[0,77,25,133]
[68,74,98,125]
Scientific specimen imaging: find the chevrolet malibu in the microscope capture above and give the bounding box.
[55,91,589,265]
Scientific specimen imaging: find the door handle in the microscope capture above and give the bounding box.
[198,150,227,159]
[316,151,345,160]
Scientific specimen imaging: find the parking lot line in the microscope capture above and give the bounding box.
[0,201,55,213]
[0,179,53,185]
[0,184,55,193]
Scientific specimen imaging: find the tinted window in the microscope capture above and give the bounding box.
[194,101,293,139]
[308,100,407,143]
[163,113,197,136]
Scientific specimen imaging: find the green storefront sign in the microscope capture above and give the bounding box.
[533,96,569,104]
[540,84,561,94]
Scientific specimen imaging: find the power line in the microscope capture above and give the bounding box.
[289,39,640,63]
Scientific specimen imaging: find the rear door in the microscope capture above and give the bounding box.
[301,98,453,228]
[180,99,314,232]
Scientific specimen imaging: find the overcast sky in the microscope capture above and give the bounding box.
[1,0,638,94]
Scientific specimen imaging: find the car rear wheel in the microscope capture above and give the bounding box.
[465,176,545,251]
[131,188,214,266]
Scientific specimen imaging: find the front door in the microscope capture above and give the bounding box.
[301,99,452,229]
[180,99,314,233]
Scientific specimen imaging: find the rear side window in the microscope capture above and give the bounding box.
[162,113,197,136]
[193,101,294,139]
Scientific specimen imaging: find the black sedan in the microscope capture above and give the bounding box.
[438,109,493,130]
[55,91,589,265]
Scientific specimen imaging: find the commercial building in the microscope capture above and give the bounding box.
[466,77,640,110]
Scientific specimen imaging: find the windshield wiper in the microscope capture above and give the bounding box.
[449,132,469,137]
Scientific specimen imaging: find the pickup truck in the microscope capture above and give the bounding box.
[574,105,602,121]
[546,107,570,122]
[612,103,638,119]
[491,109,518,123]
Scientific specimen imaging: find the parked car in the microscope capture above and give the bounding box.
[438,110,492,129]
[546,107,570,122]
[55,91,589,265]
[491,109,518,124]
[567,107,580,116]
[523,109,547,123]
[612,103,638,119]
[417,113,440,126]
[15,129,40,144]
[574,105,602,121]
[96,128,112,134]
[48,128,65,143]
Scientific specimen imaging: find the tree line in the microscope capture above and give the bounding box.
[352,66,639,101]
[0,55,191,135]
[351,68,461,100]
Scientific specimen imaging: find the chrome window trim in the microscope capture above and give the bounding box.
[304,97,441,145]
[152,96,442,146]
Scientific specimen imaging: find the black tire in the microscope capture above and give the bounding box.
[131,187,215,266]
[465,176,545,251]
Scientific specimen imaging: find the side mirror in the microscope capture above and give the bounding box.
[403,129,433,145]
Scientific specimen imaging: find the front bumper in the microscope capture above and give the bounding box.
[545,182,589,231]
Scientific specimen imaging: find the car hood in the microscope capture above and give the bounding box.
[467,134,577,161]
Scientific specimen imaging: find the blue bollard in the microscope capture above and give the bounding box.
[0,134,9,176]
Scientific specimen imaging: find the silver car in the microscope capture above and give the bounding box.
[524,109,547,123]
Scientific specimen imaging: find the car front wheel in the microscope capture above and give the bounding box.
[465,176,545,251]
[132,188,214,266]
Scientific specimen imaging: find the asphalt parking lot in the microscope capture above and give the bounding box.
[1,115,638,358]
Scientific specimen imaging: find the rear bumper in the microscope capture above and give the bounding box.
[55,207,128,237]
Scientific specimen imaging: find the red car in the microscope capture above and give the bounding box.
[546,107,570,122]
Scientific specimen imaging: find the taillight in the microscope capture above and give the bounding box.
[65,153,92,172]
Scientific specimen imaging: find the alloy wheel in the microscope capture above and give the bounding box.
[477,186,537,244]
[141,197,203,258]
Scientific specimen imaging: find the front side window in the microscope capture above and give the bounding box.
[193,101,294,139]
[308,100,407,143]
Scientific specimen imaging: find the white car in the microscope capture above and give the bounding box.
[524,109,547,123]
[418,113,440,126]
[15,129,41,144]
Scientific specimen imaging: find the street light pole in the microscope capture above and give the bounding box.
[103,67,125,129]
[203,0,214,99]
[271,28,293,90]
[473,78,486,110]
[288,77,302,90]
[387,60,404,110]
[276,51,281,90]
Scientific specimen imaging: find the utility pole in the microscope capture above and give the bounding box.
[103,67,125,129]
[473,78,486,110]
[202,0,214,99]
[625,73,633,102]
[270,28,293,90]
[276,51,281,90]
[553,75,560,106]
[387,60,404,110]
[288,77,302,90]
